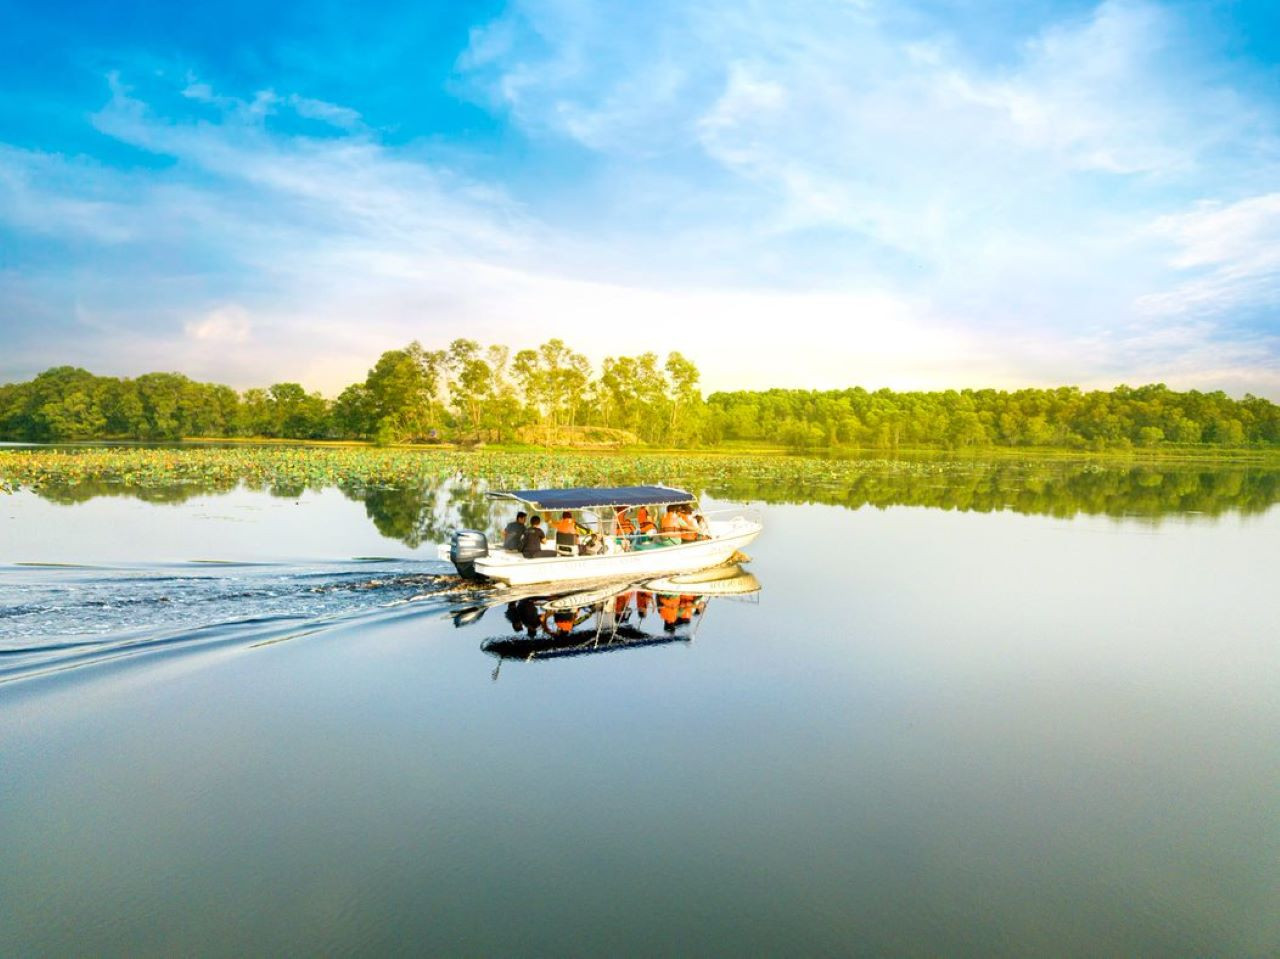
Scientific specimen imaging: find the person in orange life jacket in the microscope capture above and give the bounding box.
[614,507,636,535]
[680,505,701,540]
[635,591,651,619]
[548,510,579,555]
[679,504,707,540]
[661,505,697,543]
[635,507,656,534]
[657,593,680,631]
[659,505,680,542]
[628,506,660,551]
[613,507,636,551]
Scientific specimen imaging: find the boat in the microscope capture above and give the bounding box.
[437,484,762,587]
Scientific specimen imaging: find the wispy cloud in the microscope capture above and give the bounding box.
[1137,193,1280,321]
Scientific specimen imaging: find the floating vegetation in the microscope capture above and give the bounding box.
[1,446,1277,525]
[0,446,977,494]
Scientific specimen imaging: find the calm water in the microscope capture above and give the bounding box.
[2,460,1277,956]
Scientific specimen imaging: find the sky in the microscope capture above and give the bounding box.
[1,0,1278,398]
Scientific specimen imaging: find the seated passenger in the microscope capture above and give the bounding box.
[614,507,636,535]
[661,504,697,543]
[636,507,656,535]
[502,511,528,551]
[680,504,707,540]
[678,506,701,541]
[613,507,636,551]
[553,510,578,556]
[521,515,555,558]
[631,506,663,549]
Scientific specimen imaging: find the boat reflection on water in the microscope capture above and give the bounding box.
[450,564,760,679]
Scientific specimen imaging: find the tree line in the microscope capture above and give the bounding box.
[0,339,703,446]
[706,383,1280,450]
[1,340,1277,449]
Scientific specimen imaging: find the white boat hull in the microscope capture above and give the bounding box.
[443,518,762,587]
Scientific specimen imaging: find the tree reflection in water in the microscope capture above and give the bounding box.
[708,460,1280,520]
[339,477,497,548]
[20,460,1280,548]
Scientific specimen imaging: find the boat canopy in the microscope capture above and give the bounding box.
[490,485,694,511]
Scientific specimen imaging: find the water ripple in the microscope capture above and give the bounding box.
[0,560,478,680]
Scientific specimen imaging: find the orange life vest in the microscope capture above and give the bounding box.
[555,517,576,535]
[662,509,696,542]
[636,507,655,534]
[615,510,635,534]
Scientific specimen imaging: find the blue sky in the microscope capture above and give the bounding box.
[1,0,1278,396]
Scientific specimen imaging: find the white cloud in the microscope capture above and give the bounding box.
[288,94,364,130]
[185,305,252,344]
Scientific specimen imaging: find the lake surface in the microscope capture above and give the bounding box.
[2,457,1277,956]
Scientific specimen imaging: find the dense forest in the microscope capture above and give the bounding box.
[1,338,1278,450]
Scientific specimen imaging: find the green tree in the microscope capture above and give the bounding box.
[363,342,443,443]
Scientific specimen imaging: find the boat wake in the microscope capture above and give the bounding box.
[0,560,485,683]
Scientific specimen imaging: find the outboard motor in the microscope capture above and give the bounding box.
[449,529,489,580]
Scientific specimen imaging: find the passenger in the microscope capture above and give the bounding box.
[553,510,578,556]
[680,504,711,535]
[502,510,528,551]
[631,506,660,550]
[636,507,656,535]
[521,515,554,558]
[692,512,710,538]
[614,507,635,535]
[661,505,697,543]
[613,507,636,551]
[659,505,681,543]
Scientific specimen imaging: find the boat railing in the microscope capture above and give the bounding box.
[699,505,763,527]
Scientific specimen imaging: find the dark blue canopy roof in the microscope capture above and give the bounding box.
[491,485,694,510]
